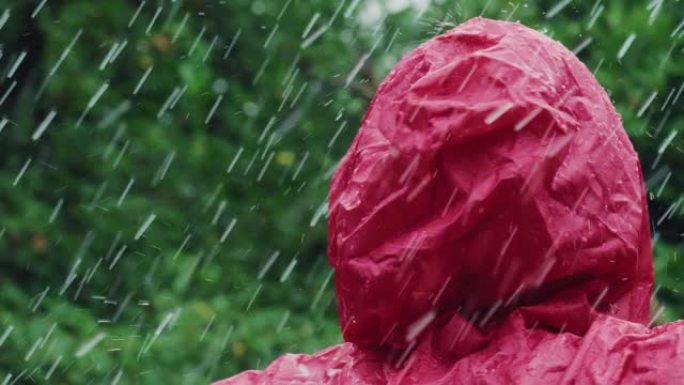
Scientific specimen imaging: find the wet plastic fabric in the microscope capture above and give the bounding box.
[215,17,684,385]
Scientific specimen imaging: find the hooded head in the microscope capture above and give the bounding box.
[328,18,653,350]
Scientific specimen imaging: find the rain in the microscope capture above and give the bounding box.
[1,0,684,384]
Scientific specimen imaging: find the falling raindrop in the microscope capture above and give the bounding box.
[145,6,163,35]
[638,91,658,118]
[134,214,157,240]
[0,9,9,31]
[545,0,573,19]
[6,50,27,79]
[12,157,32,186]
[617,33,637,61]
[128,0,146,28]
[133,66,153,95]
[77,80,110,127]
[31,109,57,141]
[74,332,107,358]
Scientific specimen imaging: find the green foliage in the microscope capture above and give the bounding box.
[0,0,683,384]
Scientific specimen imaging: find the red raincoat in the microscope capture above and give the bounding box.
[216,17,684,384]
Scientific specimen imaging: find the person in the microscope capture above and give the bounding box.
[215,17,684,385]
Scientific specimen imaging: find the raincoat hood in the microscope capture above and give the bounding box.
[328,17,653,351]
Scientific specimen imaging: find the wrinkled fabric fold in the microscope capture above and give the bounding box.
[215,17,678,385]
